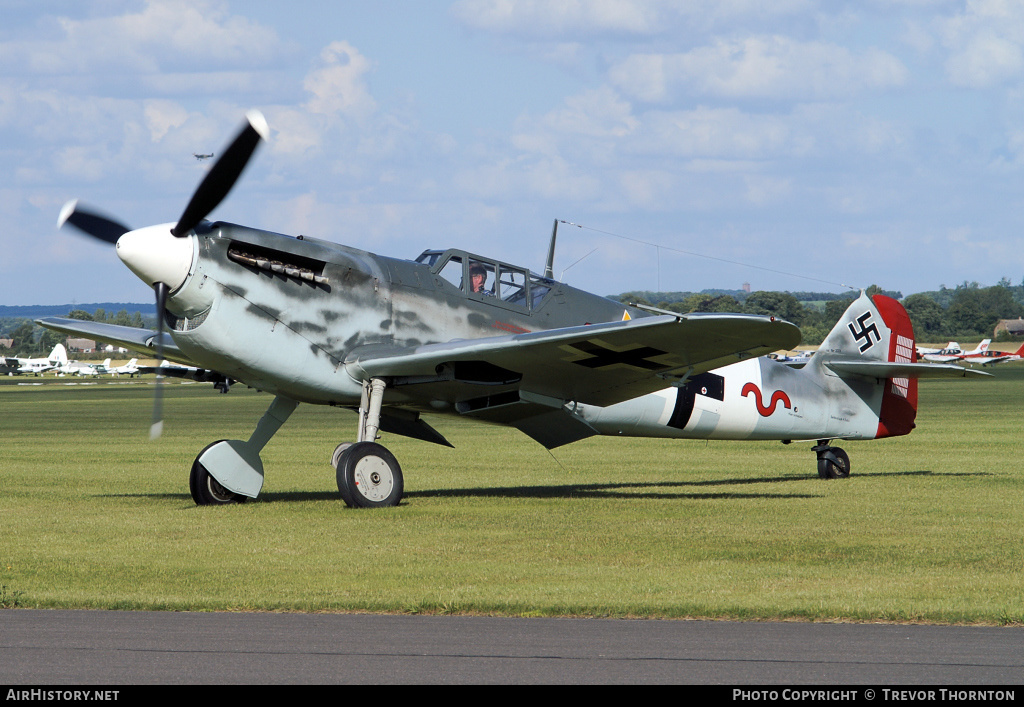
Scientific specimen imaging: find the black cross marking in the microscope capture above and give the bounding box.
[569,341,669,371]
[848,311,881,353]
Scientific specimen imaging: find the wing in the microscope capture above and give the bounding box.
[347,313,800,447]
[35,317,200,367]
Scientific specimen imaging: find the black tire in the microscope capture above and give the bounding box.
[817,447,851,479]
[190,443,247,505]
[335,441,403,508]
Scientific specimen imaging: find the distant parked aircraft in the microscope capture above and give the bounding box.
[3,344,67,375]
[915,341,959,359]
[112,358,140,376]
[768,350,814,366]
[922,340,991,363]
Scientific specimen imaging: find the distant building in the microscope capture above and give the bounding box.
[742,282,751,293]
[995,319,1024,337]
[0,338,12,349]
[66,338,96,353]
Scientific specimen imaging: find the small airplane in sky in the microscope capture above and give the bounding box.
[193,153,214,161]
[44,111,986,508]
[3,344,68,375]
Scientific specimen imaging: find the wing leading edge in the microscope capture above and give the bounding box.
[36,317,199,367]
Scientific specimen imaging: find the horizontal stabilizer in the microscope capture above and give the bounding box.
[825,360,990,379]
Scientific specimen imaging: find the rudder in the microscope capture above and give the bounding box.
[871,294,918,438]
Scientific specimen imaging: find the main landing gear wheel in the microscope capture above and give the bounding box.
[190,442,247,505]
[335,441,404,508]
[816,446,851,479]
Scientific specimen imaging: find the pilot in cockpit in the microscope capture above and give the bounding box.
[469,262,493,296]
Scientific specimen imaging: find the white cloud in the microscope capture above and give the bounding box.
[143,100,189,142]
[450,0,668,36]
[609,36,908,102]
[451,0,815,37]
[530,86,637,139]
[58,0,281,74]
[937,0,1024,87]
[303,41,377,119]
[945,32,1024,87]
[634,107,808,159]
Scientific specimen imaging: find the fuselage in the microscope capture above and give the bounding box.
[164,222,643,406]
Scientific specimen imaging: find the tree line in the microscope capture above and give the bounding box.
[4,282,1023,356]
[1,309,146,358]
[618,280,1024,345]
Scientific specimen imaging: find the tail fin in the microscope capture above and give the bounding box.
[50,344,68,364]
[978,339,991,353]
[815,292,918,438]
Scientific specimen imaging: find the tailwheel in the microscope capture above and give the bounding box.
[335,441,404,508]
[815,445,851,479]
[190,455,247,505]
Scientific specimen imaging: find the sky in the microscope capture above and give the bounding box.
[4,0,1024,306]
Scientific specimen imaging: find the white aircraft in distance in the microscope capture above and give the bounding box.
[3,344,68,375]
[921,340,992,363]
[768,350,814,366]
[111,358,140,376]
[73,358,113,377]
[914,341,959,359]
[45,111,988,508]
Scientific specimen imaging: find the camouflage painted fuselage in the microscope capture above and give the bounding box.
[166,222,638,407]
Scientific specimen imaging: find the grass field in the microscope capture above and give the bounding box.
[1,368,1022,623]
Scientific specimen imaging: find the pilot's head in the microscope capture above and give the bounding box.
[469,263,487,292]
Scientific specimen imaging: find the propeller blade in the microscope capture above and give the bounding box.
[58,200,131,244]
[171,110,269,237]
[150,281,169,440]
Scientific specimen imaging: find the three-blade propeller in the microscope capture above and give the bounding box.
[58,110,269,437]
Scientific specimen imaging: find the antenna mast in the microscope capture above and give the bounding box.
[544,218,558,279]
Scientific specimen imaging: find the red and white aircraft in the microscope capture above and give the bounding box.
[922,339,1024,366]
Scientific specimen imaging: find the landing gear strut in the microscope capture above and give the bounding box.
[333,378,404,508]
[813,441,851,479]
[190,395,299,505]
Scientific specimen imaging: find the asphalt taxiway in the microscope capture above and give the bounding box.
[1,610,1021,684]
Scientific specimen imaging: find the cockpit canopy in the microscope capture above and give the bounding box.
[416,249,553,310]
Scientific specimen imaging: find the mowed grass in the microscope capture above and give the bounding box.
[1,369,1022,623]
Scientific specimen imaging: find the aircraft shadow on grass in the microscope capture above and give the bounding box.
[97,470,991,505]
[403,470,986,501]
